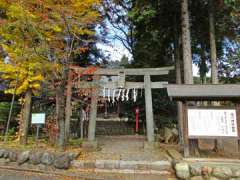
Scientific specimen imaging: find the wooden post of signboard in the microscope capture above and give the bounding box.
[236,103,240,152]
[182,102,190,157]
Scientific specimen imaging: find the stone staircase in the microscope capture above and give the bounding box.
[96,121,135,136]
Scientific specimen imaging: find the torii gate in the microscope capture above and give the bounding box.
[65,66,174,146]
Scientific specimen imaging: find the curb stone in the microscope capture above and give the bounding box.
[71,160,173,174]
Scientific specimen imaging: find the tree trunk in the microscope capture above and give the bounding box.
[181,0,193,84]
[209,0,218,84]
[199,42,209,107]
[56,86,65,150]
[174,33,184,146]
[65,71,73,142]
[181,0,193,157]
[209,0,223,150]
[20,89,32,145]
[200,42,207,84]
[55,65,69,150]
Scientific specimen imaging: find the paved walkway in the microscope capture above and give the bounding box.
[80,135,170,161]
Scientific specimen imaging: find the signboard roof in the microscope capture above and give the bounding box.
[165,84,240,100]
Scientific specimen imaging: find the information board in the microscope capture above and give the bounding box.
[188,109,238,137]
[32,113,46,124]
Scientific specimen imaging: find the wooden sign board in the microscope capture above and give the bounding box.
[187,108,238,138]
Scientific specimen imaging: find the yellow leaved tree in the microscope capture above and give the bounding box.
[0,0,101,147]
[0,1,50,144]
[0,58,46,144]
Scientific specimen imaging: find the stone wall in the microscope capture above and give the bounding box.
[0,149,79,170]
[175,162,240,180]
[1,147,240,180]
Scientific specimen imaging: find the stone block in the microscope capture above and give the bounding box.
[190,164,202,176]
[119,161,137,170]
[95,160,105,169]
[175,162,190,180]
[29,152,42,165]
[201,166,212,176]
[9,151,18,162]
[3,150,9,159]
[71,160,84,168]
[83,161,95,169]
[54,154,71,169]
[209,177,220,180]
[233,169,240,177]
[136,161,150,170]
[17,151,30,165]
[150,161,172,171]
[212,167,233,179]
[40,152,54,166]
[104,160,119,169]
[0,149,5,158]
[190,176,204,180]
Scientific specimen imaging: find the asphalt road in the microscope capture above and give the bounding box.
[0,169,176,180]
[0,169,97,180]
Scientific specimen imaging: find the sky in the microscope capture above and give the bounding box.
[96,41,131,62]
[97,21,202,77]
[97,40,202,77]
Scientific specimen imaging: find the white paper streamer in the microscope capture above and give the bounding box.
[121,89,126,101]
[103,87,106,98]
[108,88,111,102]
[117,89,121,101]
[133,88,138,102]
[126,89,130,101]
[112,89,116,104]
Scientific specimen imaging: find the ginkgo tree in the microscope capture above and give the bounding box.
[0,59,46,144]
[0,0,101,148]
[0,1,50,145]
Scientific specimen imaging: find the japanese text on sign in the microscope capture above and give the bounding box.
[188,109,238,137]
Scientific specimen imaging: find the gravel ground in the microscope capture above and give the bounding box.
[80,135,171,161]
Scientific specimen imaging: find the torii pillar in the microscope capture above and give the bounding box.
[144,75,155,144]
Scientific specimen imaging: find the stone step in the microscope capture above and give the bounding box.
[96,121,135,135]
[71,160,173,175]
